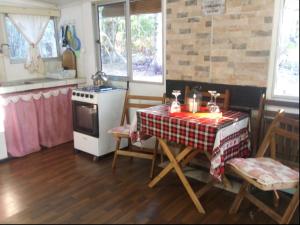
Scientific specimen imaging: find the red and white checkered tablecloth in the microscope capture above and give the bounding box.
[136,104,251,180]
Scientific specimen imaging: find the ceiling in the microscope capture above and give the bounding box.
[38,0,79,6]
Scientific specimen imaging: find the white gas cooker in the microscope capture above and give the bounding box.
[72,86,114,104]
[72,86,127,161]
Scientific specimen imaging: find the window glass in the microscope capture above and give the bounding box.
[273,0,299,98]
[5,17,29,60]
[5,17,58,60]
[39,20,58,58]
[98,3,128,77]
[130,0,163,83]
[96,0,163,83]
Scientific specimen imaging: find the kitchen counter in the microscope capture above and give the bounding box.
[0,78,86,95]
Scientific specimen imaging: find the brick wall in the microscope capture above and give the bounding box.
[166,0,275,87]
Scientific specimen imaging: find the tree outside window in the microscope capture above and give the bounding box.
[97,0,163,83]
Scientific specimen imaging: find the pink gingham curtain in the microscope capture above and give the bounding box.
[0,86,74,157]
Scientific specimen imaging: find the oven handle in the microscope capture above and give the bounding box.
[78,104,98,112]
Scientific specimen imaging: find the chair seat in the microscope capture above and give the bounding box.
[108,124,130,137]
[228,158,299,188]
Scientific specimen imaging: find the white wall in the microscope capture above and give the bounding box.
[1,57,62,81]
[58,0,166,95]
[0,55,5,81]
[59,2,86,79]
[0,92,7,160]
[0,0,166,93]
[59,0,166,149]
[81,1,99,82]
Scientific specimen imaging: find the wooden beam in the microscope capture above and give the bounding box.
[0,6,60,17]
[116,150,154,160]
[196,181,215,198]
[245,192,282,223]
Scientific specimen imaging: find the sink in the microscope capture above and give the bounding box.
[0,78,57,87]
[23,81,34,85]
[0,81,32,87]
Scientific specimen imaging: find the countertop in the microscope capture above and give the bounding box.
[0,78,86,95]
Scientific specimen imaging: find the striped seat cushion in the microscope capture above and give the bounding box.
[228,157,299,187]
[108,124,130,136]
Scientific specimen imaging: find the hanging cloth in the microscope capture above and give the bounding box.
[0,87,74,157]
[8,14,50,74]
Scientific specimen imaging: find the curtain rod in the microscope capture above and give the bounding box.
[0,6,60,17]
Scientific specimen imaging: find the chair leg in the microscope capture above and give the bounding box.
[156,139,164,164]
[280,187,299,224]
[273,190,280,208]
[128,138,134,162]
[112,138,121,170]
[150,139,159,179]
[229,182,250,214]
[160,150,164,164]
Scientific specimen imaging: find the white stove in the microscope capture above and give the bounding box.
[72,86,127,160]
[72,86,114,104]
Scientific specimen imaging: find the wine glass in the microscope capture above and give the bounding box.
[207,90,216,111]
[170,90,181,113]
[210,92,221,113]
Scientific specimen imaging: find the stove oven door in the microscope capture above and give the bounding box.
[72,101,99,138]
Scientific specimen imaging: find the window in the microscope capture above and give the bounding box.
[272,0,299,99]
[39,20,59,59]
[96,0,163,83]
[131,0,163,82]
[5,17,59,61]
[5,17,28,60]
[98,2,127,77]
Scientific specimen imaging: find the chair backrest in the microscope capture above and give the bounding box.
[253,93,299,153]
[184,86,230,111]
[256,110,299,168]
[120,91,166,126]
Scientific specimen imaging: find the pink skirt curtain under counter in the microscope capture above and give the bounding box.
[36,88,73,148]
[1,86,75,157]
[4,99,41,157]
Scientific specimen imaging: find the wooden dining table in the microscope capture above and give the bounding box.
[135,104,251,214]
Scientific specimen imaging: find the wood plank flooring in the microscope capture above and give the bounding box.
[0,142,298,224]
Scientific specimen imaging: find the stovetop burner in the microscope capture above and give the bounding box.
[79,85,114,93]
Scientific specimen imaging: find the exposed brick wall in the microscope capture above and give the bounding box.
[166,0,274,87]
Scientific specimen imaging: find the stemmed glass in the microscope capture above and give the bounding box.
[211,93,221,113]
[170,90,181,113]
[207,90,216,111]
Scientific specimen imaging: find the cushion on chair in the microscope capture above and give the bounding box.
[108,124,130,136]
[108,123,152,143]
[227,158,299,187]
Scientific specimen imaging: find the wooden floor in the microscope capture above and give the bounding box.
[0,142,298,224]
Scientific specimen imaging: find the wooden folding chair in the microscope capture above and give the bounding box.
[252,93,299,153]
[110,91,165,179]
[183,86,231,167]
[228,110,299,224]
[184,85,231,111]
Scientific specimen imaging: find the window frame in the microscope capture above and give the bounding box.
[94,0,165,85]
[267,0,299,102]
[4,15,60,64]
